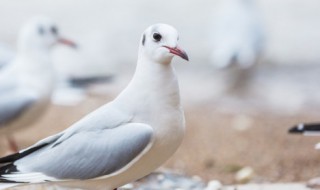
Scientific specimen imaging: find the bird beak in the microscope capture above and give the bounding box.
[58,37,77,48]
[163,46,189,61]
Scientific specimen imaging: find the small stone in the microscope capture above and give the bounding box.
[120,183,134,189]
[307,177,320,188]
[231,114,253,131]
[192,175,202,182]
[315,142,320,150]
[157,174,165,181]
[235,166,254,184]
[205,180,223,190]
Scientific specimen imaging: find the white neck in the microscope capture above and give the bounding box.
[19,43,51,61]
[115,54,180,113]
[14,48,54,94]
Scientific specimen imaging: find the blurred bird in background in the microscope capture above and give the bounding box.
[0,16,76,153]
[210,0,265,69]
[210,0,265,94]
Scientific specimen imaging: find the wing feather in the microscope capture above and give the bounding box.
[0,123,153,183]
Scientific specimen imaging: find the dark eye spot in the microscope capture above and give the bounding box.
[51,26,58,35]
[153,33,162,42]
[38,26,45,35]
[142,34,146,46]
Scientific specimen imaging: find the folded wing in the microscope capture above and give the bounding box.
[0,123,153,183]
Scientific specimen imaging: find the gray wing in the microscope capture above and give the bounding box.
[8,123,153,182]
[0,89,37,126]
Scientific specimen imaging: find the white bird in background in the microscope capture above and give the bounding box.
[0,23,188,190]
[210,0,265,69]
[0,16,76,152]
[0,43,14,69]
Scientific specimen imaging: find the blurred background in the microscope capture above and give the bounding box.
[0,0,320,186]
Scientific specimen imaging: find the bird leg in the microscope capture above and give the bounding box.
[7,136,18,153]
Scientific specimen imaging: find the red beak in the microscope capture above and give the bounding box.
[163,46,189,61]
[58,38,77,48]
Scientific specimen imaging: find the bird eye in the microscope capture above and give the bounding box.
[152,33,162,42]
[51,26,58,35]
[38,26,45,35]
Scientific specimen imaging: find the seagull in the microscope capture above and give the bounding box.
[210,0,265,69]
[0,16,76,152]
[0,23,189,190]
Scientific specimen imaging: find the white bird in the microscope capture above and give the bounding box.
[210,0,265,69]
[0,23,189,190]
[0,16,76,152]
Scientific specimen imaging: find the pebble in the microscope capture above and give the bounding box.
[307,177,320,188]
[231,114,253,131]
[127,171,207,190]
[235,166,254,184]
[205,180,223,190]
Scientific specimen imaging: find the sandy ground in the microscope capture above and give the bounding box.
[1,63,320,189]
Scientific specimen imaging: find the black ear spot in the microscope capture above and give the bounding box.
[51,26,58,35]
[38,26,45,35]
[142,34,146,46]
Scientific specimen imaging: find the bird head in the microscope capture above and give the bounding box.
[18,16,76,52]
[139,23,188,64]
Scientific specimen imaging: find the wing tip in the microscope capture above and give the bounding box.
[0,142,49,164]
[0,164,18,176]
[0,164,24,185]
